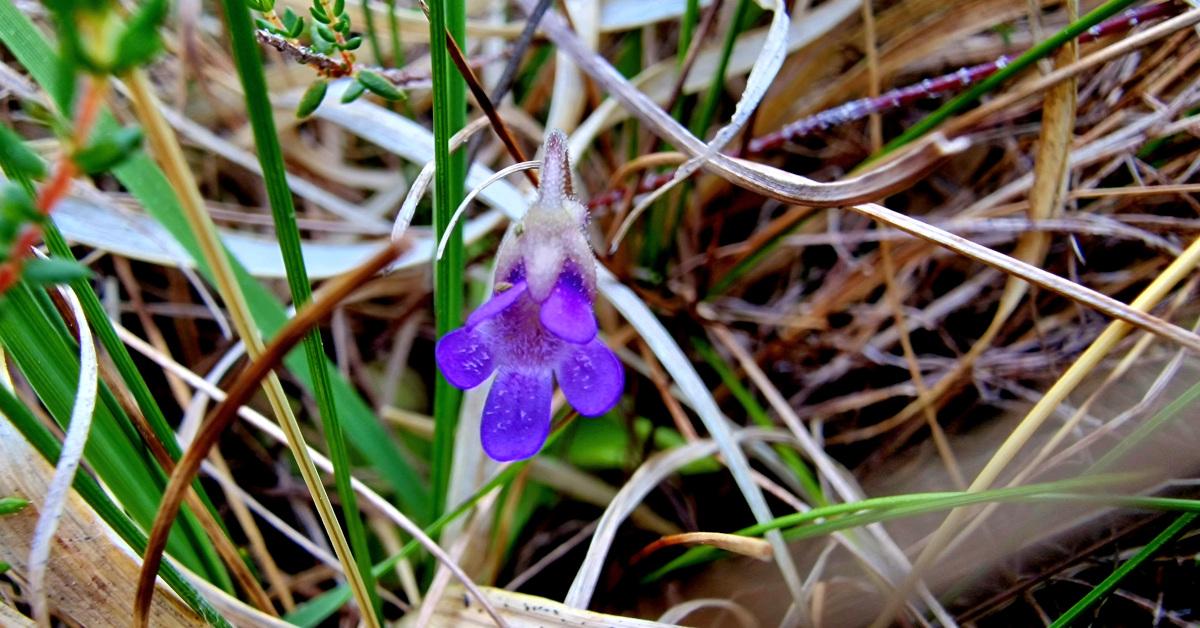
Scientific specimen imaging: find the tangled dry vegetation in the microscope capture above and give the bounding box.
[1,0,1200,626]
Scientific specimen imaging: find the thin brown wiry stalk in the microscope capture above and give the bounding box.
[428,3,537,187]
[133,239,406,626]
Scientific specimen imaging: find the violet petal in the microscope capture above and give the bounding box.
[435,327,496,389]
[466,280,529,329]
[480,369,553,461]
[539,268,597,344]
[555,338,623,417]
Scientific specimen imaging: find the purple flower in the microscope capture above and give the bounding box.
[435,130,624,462]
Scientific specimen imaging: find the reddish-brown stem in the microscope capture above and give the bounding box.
[0,76,109,294]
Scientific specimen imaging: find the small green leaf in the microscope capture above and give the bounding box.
[254,16,276,31]
[245,0,272,11]
[342,35,362,50]
[0,184,39,234]
[356,70,402,101]
[113,0,169,71]
[296,79,328,118]
[0,123,47,180]
[335,16,350,33]
[0,496,29,515]
[72,125,144,174]
[311,36,335,54]
[22,257,93,285]
[0,561,9,574]
[288,16,305,38]
[281,7,299,30]
[340,79,366,103]
[313,22,334,41]
[309,4,329,23]
[332,0,344,16]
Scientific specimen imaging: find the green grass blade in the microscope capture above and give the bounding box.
[0,119,234,584]
[689,0,753,140]
[1049,512,1197,627]
[874,0,1138,158]
[427,0,468,517]
[692,336,824,502]
[0,387,233,627]
[0,0,431,521]
[644,474,1143,581]
[219,0,381,613]
[0,280,219,580]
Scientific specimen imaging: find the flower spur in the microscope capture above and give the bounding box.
[435,130,624,462]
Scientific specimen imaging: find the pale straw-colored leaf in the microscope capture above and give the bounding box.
[0,418,204,627]
[530,0,1200,353]
[658,598,759,628]
[570,0,859,162]
[611,0,791,251]
[410,584,681,628]
[27,284,99,627]
[563,430,797,609]
[437,160,541,259]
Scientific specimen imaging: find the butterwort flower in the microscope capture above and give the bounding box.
[435,130,624,462]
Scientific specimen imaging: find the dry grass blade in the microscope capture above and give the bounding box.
[437,160,541,259]
[26,285,99,627]
[597,276,808,612]
[613,0,791,248]
[132,240,405,625]
[530,0,1200,354]
[707,325,956,626]
[632,532,774,565]
[564,435,745,608]
[878,234,1200,625]
[0,419,203,627]
[520,0,962,209]
[416,585,681,627]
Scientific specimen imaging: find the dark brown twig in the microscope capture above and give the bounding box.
[421,1,538,186]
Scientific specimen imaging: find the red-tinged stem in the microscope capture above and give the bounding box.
[0,76,108,294]
[587,2,1180,210]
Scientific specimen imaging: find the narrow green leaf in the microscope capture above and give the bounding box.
[310,5,330,23]
[0,496,29,515]
[288,15,305,38]
[356,69,402,100]
[0,123,47,180]
[426,0,466,519]
[296,79,328,118]
[314,21,335,41]
[342,35,362,50]
[72,125,143,174]
[113,0,168,71]
[21,257,92,285]
[1050,513,1197,627]
[332,0,344,17]
[340,79,366,103]
[220,0,386,614]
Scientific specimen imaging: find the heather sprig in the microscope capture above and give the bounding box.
[249,0,405,117]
